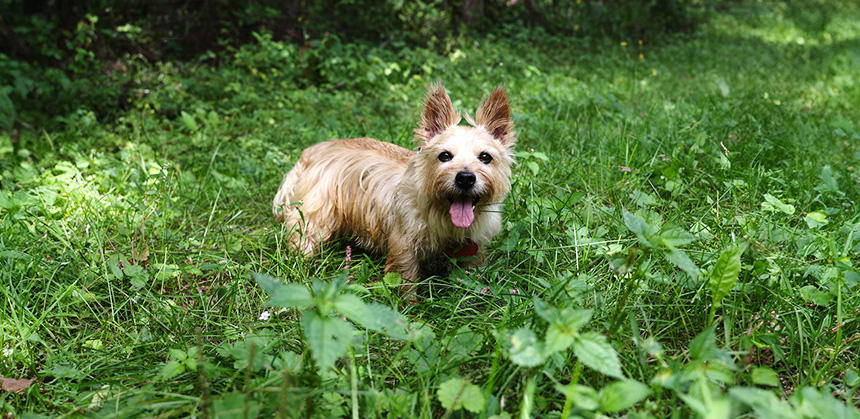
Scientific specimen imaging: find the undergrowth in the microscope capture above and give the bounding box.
[1,2,859,417]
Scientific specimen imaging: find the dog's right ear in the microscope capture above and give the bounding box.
[416,83,460,145]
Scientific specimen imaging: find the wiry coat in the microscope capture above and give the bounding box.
[273,84,516,282]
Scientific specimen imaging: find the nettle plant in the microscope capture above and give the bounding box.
[618,210,745,325]
[610,209,859,417]
[254,272,417,371]
[499,295,653,417]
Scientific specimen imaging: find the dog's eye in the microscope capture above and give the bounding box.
[438,151,453,162]
[478,152,493,164]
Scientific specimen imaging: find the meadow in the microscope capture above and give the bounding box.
[1,2,859,417]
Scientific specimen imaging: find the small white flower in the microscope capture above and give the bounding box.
[2,347,13,358]
[259,311,271,321]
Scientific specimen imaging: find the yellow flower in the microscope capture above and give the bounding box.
[297,16,303,22]
[621,41,628,47]
[652,69,657,76]
[638,40,643,45]
[639,53,644,59]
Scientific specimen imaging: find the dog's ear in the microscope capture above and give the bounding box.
[416,83,460,145]
[476,85,515,147]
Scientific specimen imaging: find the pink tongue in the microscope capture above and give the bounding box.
[449,201,475,228]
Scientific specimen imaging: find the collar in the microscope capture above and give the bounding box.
[445,239,478,258]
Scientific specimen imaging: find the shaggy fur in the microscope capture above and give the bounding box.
[273,83,516,285]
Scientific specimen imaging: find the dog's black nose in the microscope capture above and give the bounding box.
[455,171,476,190]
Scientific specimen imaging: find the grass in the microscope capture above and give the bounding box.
[1,3,859,417]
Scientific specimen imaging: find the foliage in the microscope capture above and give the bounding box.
[0,0,718,130]
[255,272,414,370]
[1,1,859,417]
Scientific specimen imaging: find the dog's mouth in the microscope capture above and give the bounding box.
[447,196,481,228]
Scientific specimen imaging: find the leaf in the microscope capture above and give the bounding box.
[273,351,303,374]
[751,366,780,387]
[506,328,545,367]
[301,310,355,370]
[333,294,410,340]
[545,323,575,355]
[159,360,185,381]
[623,211,659,248]
[814,166,841,194]
[845,369,860,387]
[709,246,742,309]
[107,254,124,279]
[543,307,592,355]
[804,211,828,229]
[798,285,833,306]
[382,272,403,285]
[437,377,485,413]
[180,110,199,132]
[0,250,29,260]
[0,377,35,394]
[630,190,657,207]
[448,326,482,360]
[761,194,795,215]
[704,360,735,384]
[555,384,599,411]
[460,384,485,413]
[532,151,549,161]
[729,387,795,418]
[557,307,592,331]
[598,380,652,413]
[666,248,699,279]
[43,364,82,379]
[689,326,718,361]
[792,387,858,419]
[254,273,313,310]
[212,391,260,418]
[185,347,199,371]
[216,334,275,371]
[572,332,624,379]
[532,297,559,323]
[153,263,179,281]
[715,77,730,97]
[127,264,148,290]
[525,161,539,175]
[168,348,187,361]
[659,226,697,248]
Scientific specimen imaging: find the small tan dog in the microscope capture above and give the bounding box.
[273,83,515,286]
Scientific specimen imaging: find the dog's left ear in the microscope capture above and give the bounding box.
[476,85,515,147]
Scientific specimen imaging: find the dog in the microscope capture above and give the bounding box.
[273,83,516,289]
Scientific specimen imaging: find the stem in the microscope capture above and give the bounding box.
[243,341,256,419]
[608,270,640,338]
[519,373,537,419]
[196,329,211,419]
[277,364,290,419]
[560,361,583,419]
[349,345,359,419]
[481,340,503,419]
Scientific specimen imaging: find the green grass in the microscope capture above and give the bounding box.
[2,3,860,417]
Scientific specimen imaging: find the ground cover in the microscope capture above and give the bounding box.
[1,3,859,417]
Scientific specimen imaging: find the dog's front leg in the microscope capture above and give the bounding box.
[385,236,421,301]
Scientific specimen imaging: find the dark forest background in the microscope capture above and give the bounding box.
[1,0,722,130]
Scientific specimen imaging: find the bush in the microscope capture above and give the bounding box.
[0,0,713,130]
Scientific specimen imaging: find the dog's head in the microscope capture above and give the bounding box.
[413,83,516,229]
